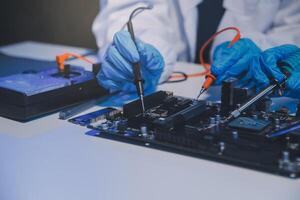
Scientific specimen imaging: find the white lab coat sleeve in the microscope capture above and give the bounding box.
[211,0,300,53]
[92,0,182,82]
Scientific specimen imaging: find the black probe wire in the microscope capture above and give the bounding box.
[160,71,188,84]
[129,7,148,22]
[121,4,153,30]
[125,4,153,114]
[126,4,189,85]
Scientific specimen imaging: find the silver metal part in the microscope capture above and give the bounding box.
[196,88,206,100]
[278,151,300,174]
[140,125,148,136]
[219,142,226,154]
[215,115,221,124]
[140,93,145,114]
[224,83,279,124]
[282,151,290,163]
[275,118,281,130]
[232,130,238,139]
[238,84,277,114]
[209,117,216,125]
[252,114,258,120]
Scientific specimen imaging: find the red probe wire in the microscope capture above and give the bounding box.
[169,27,241,86]
[56,52,95,72]
[196,27,241,99]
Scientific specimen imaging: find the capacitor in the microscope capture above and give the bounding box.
[140,125,148,137]
[275,118,280,130]
[209,117,216,125]
[206,101,213,107]
[219,142,226,153]
[232,130,238,140]
[158,117,165,121]
[215,115,221,124]
[101,123,109,131]
[282,151,290,163]
[252,114,258,120]
[296,157,300,164]
[263,114,269,121]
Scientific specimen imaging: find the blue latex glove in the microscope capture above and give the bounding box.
[285,71,300,98]
[249,44,299,98]
[97,31,164,94]
[211,38,261,86]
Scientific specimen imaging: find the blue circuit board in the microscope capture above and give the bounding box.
[68,107,118,126]
[68,91,300,179]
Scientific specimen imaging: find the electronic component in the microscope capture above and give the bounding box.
[221,77,238,114]
[69,107,119,126]
[228,117,270,132]
[68,82,300,180]
[151,100,206,130]
[233,86,254,106]
[123,91,171,118]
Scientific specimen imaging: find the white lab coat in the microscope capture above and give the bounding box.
[92,0,300,81]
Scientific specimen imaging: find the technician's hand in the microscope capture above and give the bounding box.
[249,44,300,98]
[97,31,164,94]
[211,38,261,85]
[284,71,300,98]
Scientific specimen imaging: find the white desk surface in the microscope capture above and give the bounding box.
[0,42,299,200]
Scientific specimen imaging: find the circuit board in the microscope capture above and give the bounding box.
[69,89,300,178]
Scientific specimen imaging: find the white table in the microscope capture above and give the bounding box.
[0,42,299,200]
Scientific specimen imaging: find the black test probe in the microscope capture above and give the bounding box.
[126,5,153,114]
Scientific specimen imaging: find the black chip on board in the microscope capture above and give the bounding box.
[228,117,270,132]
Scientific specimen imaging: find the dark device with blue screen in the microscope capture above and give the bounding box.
[0,54,107,121]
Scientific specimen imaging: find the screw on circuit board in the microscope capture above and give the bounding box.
[232,130,238,140]
[252,114,258,119]
[282,151,290,163]
[215,115,221,124]
[210,117,216,125]
[289,173,296,178]
[219,142,226,155]
[140,125,148,137]
[275,118,280,130]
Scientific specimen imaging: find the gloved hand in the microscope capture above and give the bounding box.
[211,38,261,85]
[97,31,164,94]
[249,44,299,98]
[285,71,300,98]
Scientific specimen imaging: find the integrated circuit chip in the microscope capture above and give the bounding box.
[228,117,270,132]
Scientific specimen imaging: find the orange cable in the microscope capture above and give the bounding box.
[56,52,95,72]
[169,27,241,80]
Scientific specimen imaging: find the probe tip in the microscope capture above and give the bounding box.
[140,94,146,114]
[196,88,206,100]
[222,115,234,124]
